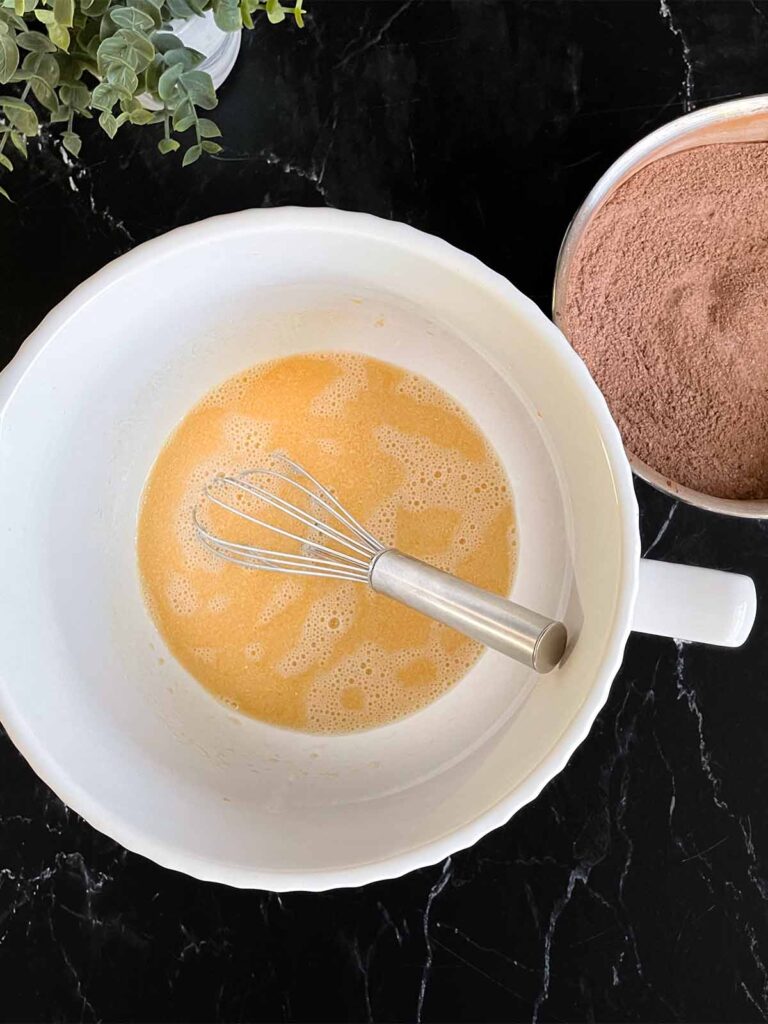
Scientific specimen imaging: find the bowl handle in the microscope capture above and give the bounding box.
[633,559,756,648]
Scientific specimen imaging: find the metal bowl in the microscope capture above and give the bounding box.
[553,94,768,519]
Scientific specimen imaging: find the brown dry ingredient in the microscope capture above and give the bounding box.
[563,142,768,500]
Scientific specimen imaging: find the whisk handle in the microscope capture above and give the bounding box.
[369,549,567,674]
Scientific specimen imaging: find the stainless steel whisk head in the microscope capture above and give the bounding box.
[194,453,567,673]
[195,455,385,583]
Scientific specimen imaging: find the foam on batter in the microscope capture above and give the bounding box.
[305,634,478,732]
[222,413,271,453]
[310,353,368,417]
[372,424,512,570]
[257,578,305,626]
[315,438,342,456]
[166,572,200,615]
[276,585,358,678]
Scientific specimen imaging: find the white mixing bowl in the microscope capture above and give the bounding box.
[0,208,754,890]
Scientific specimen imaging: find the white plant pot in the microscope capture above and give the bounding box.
[141,10,242,112]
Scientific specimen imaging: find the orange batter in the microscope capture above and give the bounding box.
[137,352,516,733]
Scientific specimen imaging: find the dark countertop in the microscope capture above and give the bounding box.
[2,2,768,1021]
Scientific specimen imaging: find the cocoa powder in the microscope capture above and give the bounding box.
[562,142,768,500]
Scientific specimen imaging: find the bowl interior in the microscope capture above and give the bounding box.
[0,211,633,888]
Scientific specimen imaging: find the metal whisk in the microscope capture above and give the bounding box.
[194,454,567,673]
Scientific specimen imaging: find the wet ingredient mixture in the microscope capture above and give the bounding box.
[138,352,516,733]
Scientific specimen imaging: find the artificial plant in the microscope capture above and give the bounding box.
[0,0,303,196]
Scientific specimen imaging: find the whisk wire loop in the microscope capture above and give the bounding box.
[194,454,383,583]
[226,474,374,560]
[244,455,384,552]
[194,519,370,575]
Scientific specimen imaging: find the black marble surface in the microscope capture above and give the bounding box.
[2,2,768,1021]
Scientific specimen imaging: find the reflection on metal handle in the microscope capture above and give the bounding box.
[369,549,567,674]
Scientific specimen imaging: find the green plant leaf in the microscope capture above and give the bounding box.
[292,0,303,28]
[53,0,74,26]
[0,9,26,31]
[127,103,152,123]
[265,0,285,23]
[201,139,221,154]
[106,62,138,96]
[157,135,178,153]
[23,49,59,84]
[157,59,182,101]
[83,0,109,16]
[0,10,27,31]
[14,0,24,17]
[110,5,154,31]
[41,87,60,111]
[239,0,253,29]
[34,9,54,22]
[22,51,58,86]
[0,95,38,133]
[15,30,56,51]
[0,31,19,83]
[58,79,90,109]
[142,55,159,93]
[171,107,194,131]
[165,0,196,18]
[90,78,116,109]
[61,127,80,155]
[120,27,153,64]
[96,35,125,70]
[162,44,201,70]
[0,150,12,169]
[26,75,58,109]
[98,107,117,136]
[151,31,182,52]
[130,0,162,25]
[212,0,241,31]
[97,28,153,86]
[182,142,200,166]
[197,116,220,138]
[48,22,70,49]
[0,93,33,110]
[180,68,215,109]
[0,184,12,201]
[9,127,26,155]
